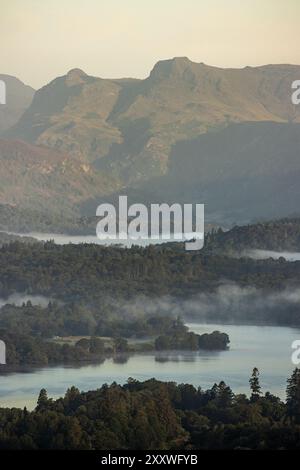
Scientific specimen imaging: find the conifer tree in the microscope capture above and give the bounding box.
[249,367,262,400]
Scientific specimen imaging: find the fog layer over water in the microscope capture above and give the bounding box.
[245,250,300,261]
[110,283,300,325]
[9,232,201,248]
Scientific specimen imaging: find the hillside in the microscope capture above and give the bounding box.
[143,121,300,223]
[0,139,119,214]
[0,74,35,133]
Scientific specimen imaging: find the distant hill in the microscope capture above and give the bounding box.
[205,218,300,255]
[0,231,37,247]
[0,74,35,133]
[144,121,300,223]
[85,121,300,224]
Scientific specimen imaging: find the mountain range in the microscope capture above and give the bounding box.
[1,57,300,225]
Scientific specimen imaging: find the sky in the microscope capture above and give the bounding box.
[1,0,300,89]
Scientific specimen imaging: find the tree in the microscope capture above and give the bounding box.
[114,337,129,353]
[75,338,90,351]
[36,388,49,411]
[217,381,234,407]
[286,368,300,421]
[249,367,262,400]
[90,336,105,355]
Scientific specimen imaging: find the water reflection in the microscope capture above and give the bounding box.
[113,354,130,364]
[154,350,220,363]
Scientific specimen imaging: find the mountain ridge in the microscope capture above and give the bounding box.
[1,58,300,223]
[0,74,35,133]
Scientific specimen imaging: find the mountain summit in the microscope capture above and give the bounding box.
[65,68,89,86]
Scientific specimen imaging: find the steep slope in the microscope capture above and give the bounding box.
[83,121,300,223]
[0,75,35,133]
[136,122,300,223]
[5,69,133,164]
[0,139,119,214]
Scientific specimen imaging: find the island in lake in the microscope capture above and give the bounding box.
[0,315,229,368]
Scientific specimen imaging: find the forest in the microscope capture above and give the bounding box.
[1,368,300,450]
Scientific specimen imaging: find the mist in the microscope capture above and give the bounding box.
[111,282,300,326]
[244,250,300,262]
[0,294,52,309]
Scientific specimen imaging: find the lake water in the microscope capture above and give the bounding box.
[0,323,299,409]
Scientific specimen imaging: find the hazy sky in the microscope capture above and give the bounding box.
[1,0,300,89]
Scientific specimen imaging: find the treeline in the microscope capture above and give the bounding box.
[1,369,300,450]
[0,330,133,366]
[155,319,229,351]
[0,303,196,339]
[205,218,300,255]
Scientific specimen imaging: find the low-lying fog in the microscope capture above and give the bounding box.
[244,250,300,261]
[0,294,52,309]
[113,282,300,325]
[5,232,300,262]
[7,231,203,248]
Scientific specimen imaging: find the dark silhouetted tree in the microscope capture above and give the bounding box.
[249,367,261,400]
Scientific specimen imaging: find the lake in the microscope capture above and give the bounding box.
[0,323,299,409]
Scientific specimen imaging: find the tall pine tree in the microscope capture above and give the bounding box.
[249,367,262,400]
[286,368,300,421]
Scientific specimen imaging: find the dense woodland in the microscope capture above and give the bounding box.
[0,240,300,328]
[1,369,300,450]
